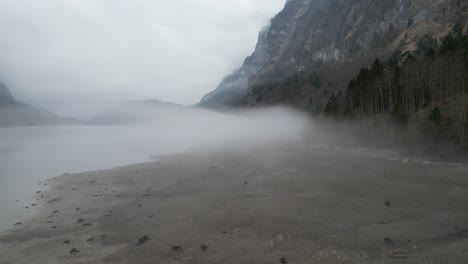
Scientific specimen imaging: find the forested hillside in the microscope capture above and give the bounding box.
[325,30,468,148]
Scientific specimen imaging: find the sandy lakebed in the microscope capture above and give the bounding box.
[1,142,468,264]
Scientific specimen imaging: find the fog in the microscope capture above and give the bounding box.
[0,106,312,230]
[0,0,285,119]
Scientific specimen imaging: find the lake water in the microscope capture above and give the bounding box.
[0,125,194,231]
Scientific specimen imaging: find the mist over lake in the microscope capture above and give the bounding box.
[0,106,310,231]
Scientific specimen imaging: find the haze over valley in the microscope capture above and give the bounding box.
[1,1,468,263]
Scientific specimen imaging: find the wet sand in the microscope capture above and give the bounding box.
[1,143,468,264]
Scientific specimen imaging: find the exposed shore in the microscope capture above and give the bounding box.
[1,143,468,264]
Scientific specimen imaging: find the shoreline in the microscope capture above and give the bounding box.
[1,143,468,263]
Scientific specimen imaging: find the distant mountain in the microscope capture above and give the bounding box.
[88,100,182,125]
[0,83,16,106]
[0,83,78,127]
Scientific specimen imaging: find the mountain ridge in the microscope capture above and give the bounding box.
[201,0,468,111]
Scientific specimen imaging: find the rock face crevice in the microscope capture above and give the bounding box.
[201,0,468,111]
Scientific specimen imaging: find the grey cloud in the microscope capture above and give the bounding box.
[0,0,284,118]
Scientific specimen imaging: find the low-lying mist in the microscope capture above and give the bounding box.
[88,104,313,149]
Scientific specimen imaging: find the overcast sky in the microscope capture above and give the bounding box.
[0,0,285,118]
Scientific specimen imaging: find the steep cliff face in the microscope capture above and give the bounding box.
[201,0,468,111]
[199,24,272,107]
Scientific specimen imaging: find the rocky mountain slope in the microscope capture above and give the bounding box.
[0,83,77,127]
[201,0,468,112]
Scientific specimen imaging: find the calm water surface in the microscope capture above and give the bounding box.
[0,125,191,231]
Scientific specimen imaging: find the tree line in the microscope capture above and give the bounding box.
[325,29,468,148]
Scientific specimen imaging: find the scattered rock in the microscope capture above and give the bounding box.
[104,214,112,217]
[36,191,42,194]
[31,203,37,207]
[243,181,248,185]
[172,245,183,251]
[47,198,61,204]
[51,226,57,229]
[69,248,80,254]
[52,210,60,214]
[77,218,85,224]
[148,215,155,218]
[87,237,95,242]
[76,207,80,211]
[385,201,392,207]
[46,221,54,224]
[200,244,208,251]
[89,180,96,184]
[384,237,393,244]
[14,222,21,226]
[63,240,71,244]
[280,257,288,264]
[136,235,151,246]
[388,249,410,259]
[82,223,92,227]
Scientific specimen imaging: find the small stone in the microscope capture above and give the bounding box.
[136,235,151,246]
[385,201,392,207]
[63,240,71,244]
[280,257,288,264]
[82,223,92,227]
[384,237,393,243]
[172,245,182,251]
[77,218,85,224]
[87,237,95,242]
[14,222,21,226]
[69,248,79,254]
[200,244,208,251]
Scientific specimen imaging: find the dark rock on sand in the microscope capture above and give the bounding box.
[172,245,182,251]
[82,223,92,227]
[136,235,151,246]
[385,201,392,207]
[384,237,393,243]
[200,244,208,251]
[14,222,21,226]
[87,238,95,242]
[77,218,85,224]
[280,257,288,263]
[69,248,79,254]
[63,240,71,244]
